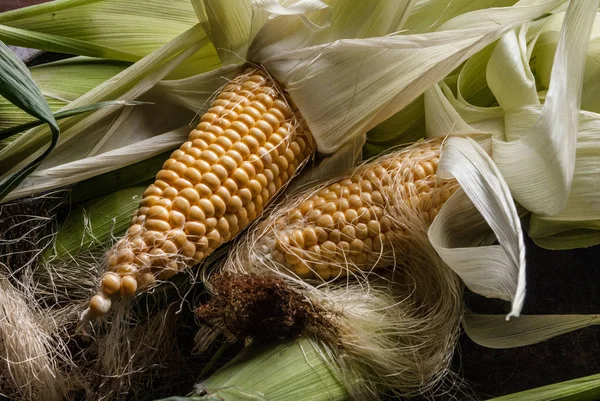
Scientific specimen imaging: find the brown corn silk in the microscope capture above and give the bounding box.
[83,67,315,320]
[225,138,458,281]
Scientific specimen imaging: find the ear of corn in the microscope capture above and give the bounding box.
[238,138,457,281]
[83,67,315,320]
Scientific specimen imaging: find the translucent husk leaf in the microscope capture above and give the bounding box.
[258,1,561,155]
[491,0,597,216]
[3,126,188,202]
[44,185,146,261]
[428,136,525,318]
[463,311,600,349]
[192,337,348,401]
[0,0,212,63]
[487,373,600,401]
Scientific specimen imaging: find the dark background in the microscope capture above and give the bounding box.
[2,0,599,399]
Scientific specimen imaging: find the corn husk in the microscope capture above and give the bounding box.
[487,373,600,401]
[0,58,128,133]
[191,337,348,401]
[0,0,212,64]
[2,1,599,399]
[420,2,600,250]
[464,311,600,349]
[0,25,227,202]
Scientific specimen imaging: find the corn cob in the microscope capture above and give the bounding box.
[84,67,314,320]
[245,139,458,281]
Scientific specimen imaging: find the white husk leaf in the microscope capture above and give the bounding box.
[424,83,479,137]
[258,1,562,154]
[491,0,597,216]
[247,0,412,62]
[436,82,505,135]
[401,0,517,34]
[428,136,525,319]
[152,64,245,112]
[463,311,600,349]
[3,128,187,202]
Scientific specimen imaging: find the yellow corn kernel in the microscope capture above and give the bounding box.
[257,139,458,281]
[85,67,315,320]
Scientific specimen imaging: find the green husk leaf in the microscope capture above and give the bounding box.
[193,0,255,65]
[193,337,347,401]
[530,226,600,250]
[0,23,136,61]
[0,100,146,140]
[0,40,58,200]
[45,185,146,261]
[0,0,206,62]
[0,58,129,135]
[487,373,600,401]
[464,311,600,349]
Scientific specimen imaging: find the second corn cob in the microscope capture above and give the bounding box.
[83,67,315,321]
[233,138,458,281]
